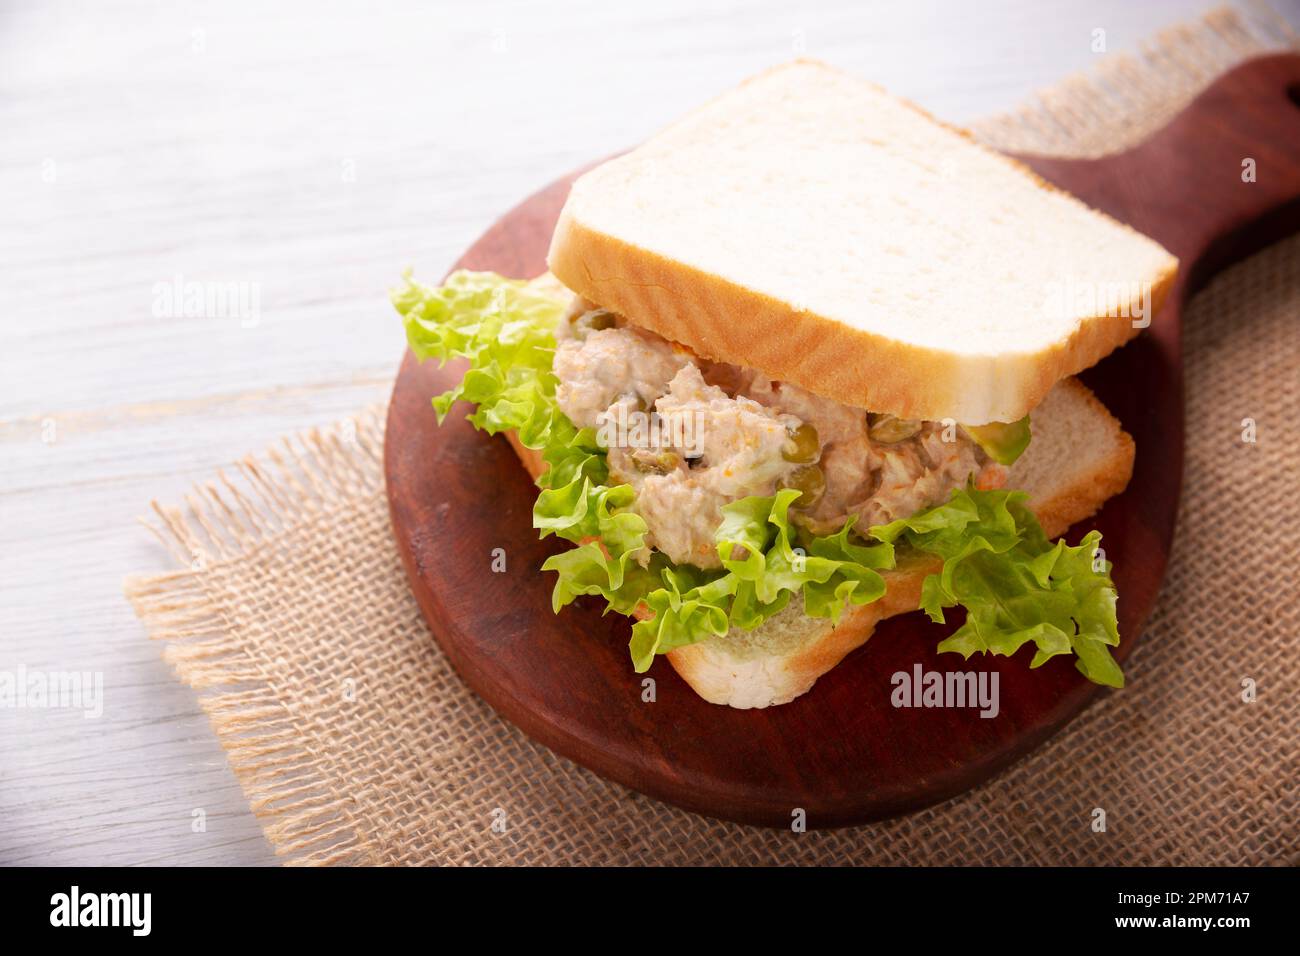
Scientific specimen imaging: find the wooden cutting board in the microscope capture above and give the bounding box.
[384,55,1300,828]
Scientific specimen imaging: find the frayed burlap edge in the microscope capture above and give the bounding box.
[126,407,387,865]
[126,5,1297,865]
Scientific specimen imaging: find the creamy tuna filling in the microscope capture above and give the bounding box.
[553,306,1007,569]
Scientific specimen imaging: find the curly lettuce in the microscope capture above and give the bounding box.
[394,270,600,489]
[873,489,1123,687]
[397,270,1124,687]
[538,486,894,671]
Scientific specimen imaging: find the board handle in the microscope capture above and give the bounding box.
[1020,53,1300,299]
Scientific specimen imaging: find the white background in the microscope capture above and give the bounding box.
[2,0,1295,865]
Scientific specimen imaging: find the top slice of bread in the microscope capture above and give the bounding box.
[547,60,1178,425]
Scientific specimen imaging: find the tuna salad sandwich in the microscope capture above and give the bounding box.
[395,61,1178,709]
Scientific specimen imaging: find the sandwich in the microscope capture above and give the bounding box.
[394,61,1178,709]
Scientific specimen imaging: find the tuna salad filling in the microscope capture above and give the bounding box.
[554,300,1010,569]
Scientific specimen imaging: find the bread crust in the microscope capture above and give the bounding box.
[548,201,1177,429]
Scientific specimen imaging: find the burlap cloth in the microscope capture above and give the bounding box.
[127,6,1300,865]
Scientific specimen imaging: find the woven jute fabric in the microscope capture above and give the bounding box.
[126,6,1300,865]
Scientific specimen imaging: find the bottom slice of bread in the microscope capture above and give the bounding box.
[507,377,1133,709]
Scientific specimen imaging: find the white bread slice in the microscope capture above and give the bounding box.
[508,376,1134,709]
[547,60,1178,425]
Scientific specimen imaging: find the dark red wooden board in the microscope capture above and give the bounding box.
[385,55,1300,828]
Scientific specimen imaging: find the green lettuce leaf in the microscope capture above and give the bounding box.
[395,270,595,487]
[623,490,895,671]
[872,488,1124,687]
[396,270,1124,687]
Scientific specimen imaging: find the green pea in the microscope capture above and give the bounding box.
[778,464,825,509]
[782,422,820,463]
[868,413,922,444]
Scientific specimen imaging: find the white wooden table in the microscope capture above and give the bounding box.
[2,0,1283,866]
